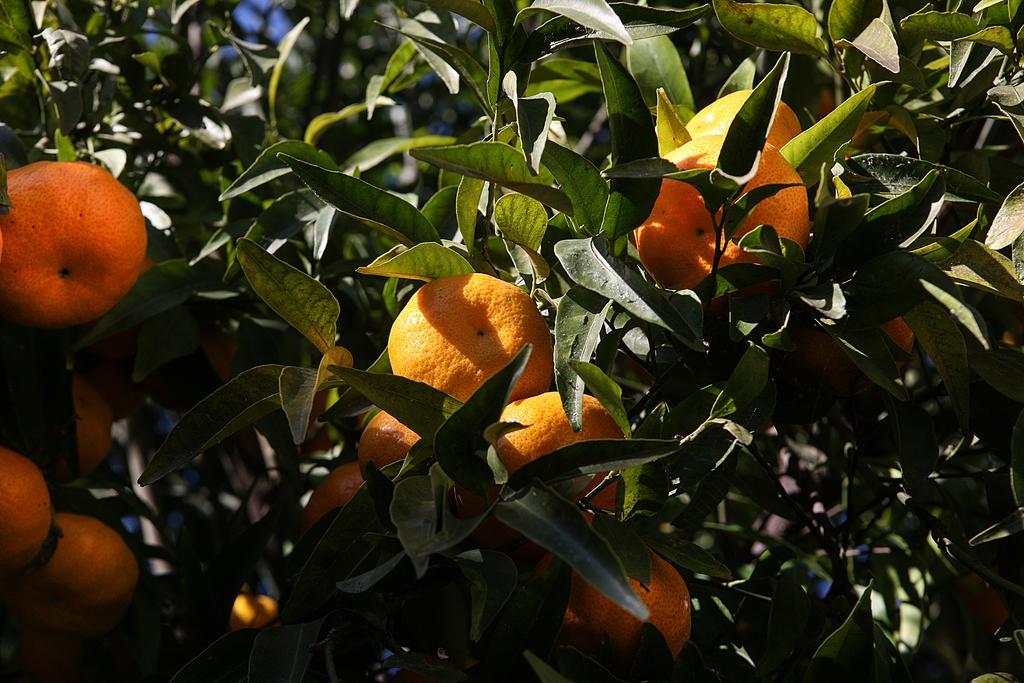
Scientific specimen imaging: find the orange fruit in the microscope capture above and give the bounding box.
[18,628,84,683]
[302,461,363,532]
[0,446,52,576]
[558,549,691,668]
[56,373,114,481]
[229,593,279,630]
[958,574,1009,633]
[0,162,148,328]
[388,273,553,401]
[634,135,811,291]
[686,90,802,149]
[784,318,914,396]
[2,512,139,637]
[455,393,623,553]
[82,325,139,359]
[357,411,420,473]
[78,359,145,420]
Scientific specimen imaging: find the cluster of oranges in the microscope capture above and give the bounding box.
[301,272,692,667]
[0,447,139,683]
[635,90,915,395]
[0,162,148,681]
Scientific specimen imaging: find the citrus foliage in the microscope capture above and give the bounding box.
[2,0,1024,681]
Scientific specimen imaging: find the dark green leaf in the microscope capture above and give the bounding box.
[248,618,324,683]
[456,549,519,641]
[781,86,876,184]
[169,630,258,683]
[494,482,647,619]
[357,243,474,282]
[712,0,828,56]
[541,142,609,234]
[507,438,680,489]
[805,583,876,681]
[237,238,339,353]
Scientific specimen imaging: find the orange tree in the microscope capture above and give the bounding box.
[2,0,1024,681]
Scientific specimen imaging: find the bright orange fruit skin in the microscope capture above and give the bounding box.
[59,373,113,481]
[18,628,84,683]
[634,135,811,291]
[229,594,280,630]
[302,461,363,532]
[0,446,52,576]
[0,162,147,328]
[2,512,139,637]
[559,549,691,668]
[357,411,420,473]
[455,393,623,553]
[686,90,802,149]
[388,274,554,402]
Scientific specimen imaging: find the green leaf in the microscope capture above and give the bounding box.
[395,21,493,116]
[412,143,573,214]
[568,360,630,437]
[805,583,876,680]
[625,35,691,110]
[366,41,417,118]
[328,365,461,438]
[781,86,875,184]
[221,140,336,201]
[941,239,1024,301]
[555,237,702,344]
[507,438,681,489]
[278,366,319,444]
[390,475,440,577]
[524,651,576,683]
[433,346,535,493]
[656,88,690,157]
[888,399,939,497]
[959,26,1014,53]
[281,153,441,245]
[712,0,828,57]
[642,536,732,579]
[518,0,633,46]
[342,135,456,175]
[74,260,220,350]
[839,18,900,73]
[132,308,201,382]
[540,142,608,234]
[710,343,770,418]
[1013,409,1024,508]
[591,516,650,582]
[269,17,309,131]
[830,323,908,400]
[357,243,474,282]
[494,193,548,251]
[969,508,1024,545]
[762,577,811,671]
[554,287,611,432]
[140,366,285,485]
[456,550,518,641]
[985,179,1024,250]
[170,630,258,683]
[421,0,497,32]
[502,72,556,175]
[456,175,485,255]
[716,52,790,184]
[846,154,1000,203]
[248,618,324,683]
[899,10,980,41]
[827,0,881,42]
[594,41,660,240]
[904,302,971,431]
[971,348,1024,403]
[494,482,648,619]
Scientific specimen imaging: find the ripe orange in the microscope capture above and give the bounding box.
[357,411,420,473]
[958,573,1009,632]
[2,512,139,637]
[0,446,52,576]
[78,359,145,420]
[57,373,114,481]
[18,628,84,683]
[229,593,280,630]
[0,162,148,328]
[634,135,811,291]
[686,90,802,149]
[388,273,553,401]
[455,393,623,553]
[558,549,691,668]
[302,461,363,531]
[784,318,914,396]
